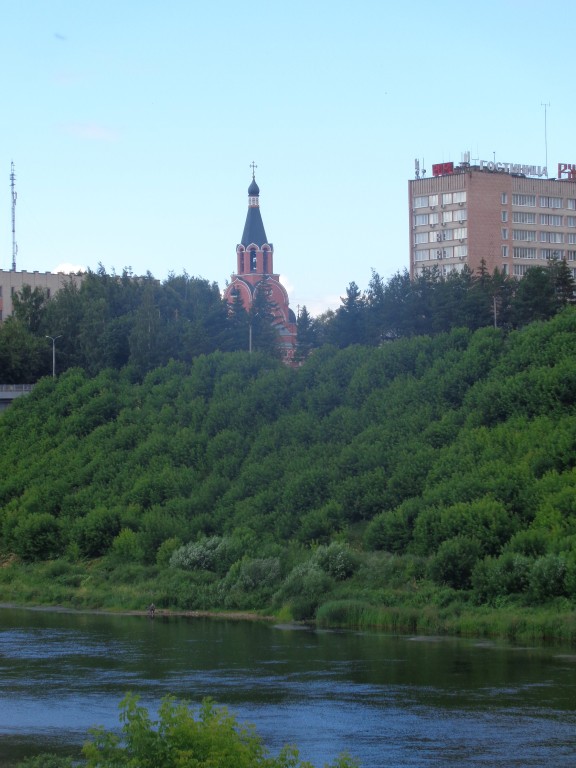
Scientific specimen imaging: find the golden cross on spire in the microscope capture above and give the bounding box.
[250,161,257,179]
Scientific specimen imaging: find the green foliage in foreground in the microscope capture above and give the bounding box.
[18,695,357,768]
[2,311,576,641]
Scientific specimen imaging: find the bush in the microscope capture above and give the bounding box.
[109,529,145,563]
[528,554,568,602]
[12,513,64,561]
[80,693,358,768]
[313,542,359,580]
[169,536,244,575]
[472,552,532,604]
[427,536,481,590]
[274,561,333,617]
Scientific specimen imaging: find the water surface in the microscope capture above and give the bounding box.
[0,607,575,766]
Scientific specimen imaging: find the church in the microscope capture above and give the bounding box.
[223,168,297,361]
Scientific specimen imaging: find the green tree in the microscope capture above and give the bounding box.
[11,284,48,333]
[83,694,357,768]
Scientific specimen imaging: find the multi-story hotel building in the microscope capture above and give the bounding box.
[409,155,576,280]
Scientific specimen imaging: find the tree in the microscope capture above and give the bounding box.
[11,285,48,333]
[82,694,357,768]
[295,304,317,360]
[249,282,280,357]
[511,266,558,326]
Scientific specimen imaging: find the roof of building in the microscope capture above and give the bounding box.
[241,177,268,247]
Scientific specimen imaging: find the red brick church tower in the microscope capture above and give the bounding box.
[224,166,297,361]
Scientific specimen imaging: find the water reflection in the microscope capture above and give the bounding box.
[0,607,575,767]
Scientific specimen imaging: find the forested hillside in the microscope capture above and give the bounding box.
[1,309,575,639]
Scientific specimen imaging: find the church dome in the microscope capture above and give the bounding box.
[248,178,260,196]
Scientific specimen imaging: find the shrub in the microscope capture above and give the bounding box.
[472,552,532,604]
[156,537,182,568]
[313,542,359,580]
[169,536,244,575]
[109,529,145,563]
[529,554,568,602]
[427,536,481,590]
[80,693,358,768]
[274,561,333,618]
[12,513,64,562]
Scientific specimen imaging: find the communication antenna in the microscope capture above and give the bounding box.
[10,162,17,271]
[541,102,550,174]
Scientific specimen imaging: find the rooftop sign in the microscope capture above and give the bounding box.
[478,160,547,177]
[558,163,576,180]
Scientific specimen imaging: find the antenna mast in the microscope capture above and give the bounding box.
[541,102,550,175]
[10,162,17,271]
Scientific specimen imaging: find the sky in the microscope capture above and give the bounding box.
[1,0,575,316]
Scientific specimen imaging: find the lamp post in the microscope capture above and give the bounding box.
[46,335,62,378]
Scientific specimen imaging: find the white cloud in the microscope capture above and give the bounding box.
[53,262,86,274]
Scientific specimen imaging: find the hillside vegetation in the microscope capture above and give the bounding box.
[1,310,576,642]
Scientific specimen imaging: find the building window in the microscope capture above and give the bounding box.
[513,230,536,241]
[453,191,466,204]
[512,194,536,206]
[567,251,576,261]
[513,211,536,224]
[502,245,508,258]
[455,245,468,259]
[567,216,576,227]
[501,192,508,204]
[540,213,563,226]
[441,193,452,206]
[455,208,467,223]
[540,196,562,208]
[502,264,508,275]
[514,264,529,276]
[415,249,430,262]
[502,228,508,240]
[414,196,428,208]
[429,212,439,225]
[501,211,508,222]
[540,249,564,260]
[568,199,576,210]
[414,213,428,226]
[442,210,453,224]
[429,194,439,207]
[540,231,564,243]
[513,247,537,259]
[453,227,467,240]
[568,233,576,245]
[415,232,429,244]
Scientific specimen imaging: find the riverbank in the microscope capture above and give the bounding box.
[1,555,575,646]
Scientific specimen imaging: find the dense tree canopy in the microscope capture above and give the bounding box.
[1,310,576,616]
[1,260,574,383]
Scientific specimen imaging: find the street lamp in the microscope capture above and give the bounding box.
[46,335,62,378]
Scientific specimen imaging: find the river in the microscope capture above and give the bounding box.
[0,607,575,767]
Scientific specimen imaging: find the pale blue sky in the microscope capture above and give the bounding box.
[1,0,574,315]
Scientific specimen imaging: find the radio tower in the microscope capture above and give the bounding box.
[10,161,17,271]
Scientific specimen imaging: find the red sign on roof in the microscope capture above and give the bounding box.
[432,162,454,177]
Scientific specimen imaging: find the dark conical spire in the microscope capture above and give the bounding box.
[241,166,268,247]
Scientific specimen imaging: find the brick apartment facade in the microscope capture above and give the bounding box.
[409,158,576,280]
